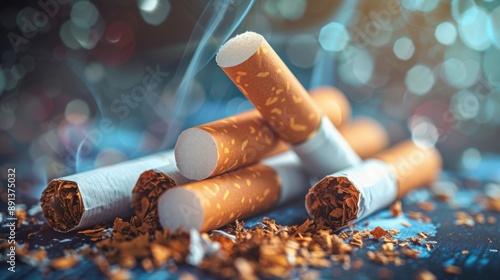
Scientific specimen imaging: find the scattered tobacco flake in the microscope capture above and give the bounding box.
[485,197,500,212]
[306,177,360,230]
[414,269,436,280]
[454,211,475,227]
[474,213,485,224]
[390,201,402,217]
[401,247,420,259]
[179,272,198,280]
[50,255,80,270]
[417,201,435,212]
[378,267,393,279]
[370,226,389,239]
[401,222,411,228]
[17,244,47,266]
[351,259,363,270]
[300,270,320,280]
[461,250,469,255]
[487,216,497,224]
[443,265,462,275]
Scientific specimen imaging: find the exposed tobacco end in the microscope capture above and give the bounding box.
[306,176,360,230]
[132,169,178,230]
[40,180,83,232]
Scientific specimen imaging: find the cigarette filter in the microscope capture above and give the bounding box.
[216,31,360,178]
[40,151,188,232]
[175,86,351,180]
[158,119,389,232]
[158,151,304,232]
[305,140,442,230]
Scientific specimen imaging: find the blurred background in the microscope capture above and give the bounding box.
[0,0,499,203]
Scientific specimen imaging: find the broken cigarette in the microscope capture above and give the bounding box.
[131,165,193,229]
[216,31,361,178]
[158,119,388,232]
[175,86,351,180]
[159,151,340,233]
[305,140,442,230]
[40,151,190,232]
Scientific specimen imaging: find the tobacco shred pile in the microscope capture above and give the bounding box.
[40,181,83,232]
[74,215,440,279]
[305,177,359,230]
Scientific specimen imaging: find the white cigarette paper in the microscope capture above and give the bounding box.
[261,151,311,205]
[42,151,179,232]
[306,160,397,226]
[293,116,361,178]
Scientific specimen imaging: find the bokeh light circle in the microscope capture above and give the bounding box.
[139,0,171,26]
[405,65,435,95]
[401,0,439,12]
[71,1,99,28]
[286,34,318,68]
[84,62,105,83]
[319,22,350,52]
[450,90,480,120]
[339,50,374,86]
[461,148,481,170]
[393,37,415,60]
[488,6,500,49]
[410,116,439,148]
[435,22,457,46]
[263,0,307,20]
[65,99,90,125]
[60,20,81,49]
[458,6,491,51]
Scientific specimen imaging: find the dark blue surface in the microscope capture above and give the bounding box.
[2,170,500,280]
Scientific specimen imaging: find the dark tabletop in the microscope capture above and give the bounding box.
[1,168,500,280]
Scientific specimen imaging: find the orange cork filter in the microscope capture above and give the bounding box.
[175,86,351,180]
[306,140,442,230]
[158,119,389,232]
[216,31,360,178]
[159,163,282,232]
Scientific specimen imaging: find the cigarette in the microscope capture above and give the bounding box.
[40,151,189,232]
[216,31,361,178]
[305,140,442,230]
[175,86,351,180]
[155,152,300,232]
[158,119,388,232]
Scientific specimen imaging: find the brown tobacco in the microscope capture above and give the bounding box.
[131,169,178,229]
[305,177,360,230]
[306,140,442,231]
[41,181,83,232]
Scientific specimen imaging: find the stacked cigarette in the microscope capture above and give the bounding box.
[40,151,190,232]
[175,86,351,180]
[305,140,442,230]
[156,118,388,232]
[216,31,361,178]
